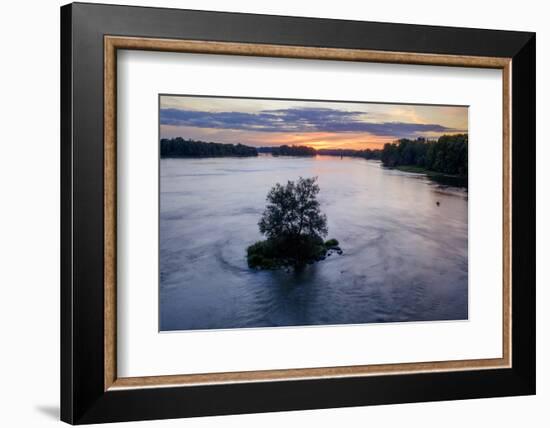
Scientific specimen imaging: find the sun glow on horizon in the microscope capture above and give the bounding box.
[160,96,468,151]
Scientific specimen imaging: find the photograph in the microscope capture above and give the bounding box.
[55,2,536,424]
[159,95,469,331]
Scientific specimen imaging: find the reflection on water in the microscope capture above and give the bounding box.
[160,155,468,331]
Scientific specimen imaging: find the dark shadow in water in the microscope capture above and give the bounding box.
[260,265,322,325]
[428,174,468,188]
[270,265,320,294]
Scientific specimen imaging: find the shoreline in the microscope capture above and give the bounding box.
[391,165,468,189]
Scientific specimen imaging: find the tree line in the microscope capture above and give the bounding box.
[380,134,468,176]
[258,145,381,159]
[316,148,381,160]
[160,135,468,178]
[160,138,258,157]
[258,145,316,156]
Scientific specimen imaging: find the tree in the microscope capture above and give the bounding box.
[258,177,327,241]
[247,177,340,270]
[380,134,468,177]
[160,137,258,157]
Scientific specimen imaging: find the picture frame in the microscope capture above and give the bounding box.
[60,2,535,424]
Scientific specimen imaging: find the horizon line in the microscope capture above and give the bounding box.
[160,133,468,151]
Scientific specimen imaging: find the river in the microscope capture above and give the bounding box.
[160,154,468,331]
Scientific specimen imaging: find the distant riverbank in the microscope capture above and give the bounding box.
[391,165,468,188]
[160,136,468,188]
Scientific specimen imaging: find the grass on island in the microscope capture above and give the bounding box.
[247,237,341,270]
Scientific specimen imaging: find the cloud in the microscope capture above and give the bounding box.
[160,106,460,138]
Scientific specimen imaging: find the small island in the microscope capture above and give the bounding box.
[247,177,342,270]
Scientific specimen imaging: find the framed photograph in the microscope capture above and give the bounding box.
[61,2,535,424]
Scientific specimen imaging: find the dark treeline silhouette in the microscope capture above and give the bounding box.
[317,148,381,160]
[258,145,381,159]
[381,134,468,176]
[161,136,467,179]
[160,138,258,158]
[258,145,316,156]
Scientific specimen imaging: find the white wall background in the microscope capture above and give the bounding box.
[0,0,546,426]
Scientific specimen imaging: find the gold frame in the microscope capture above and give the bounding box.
[104,36,512,391]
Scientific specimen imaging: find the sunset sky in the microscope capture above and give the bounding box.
[160,95,468,150]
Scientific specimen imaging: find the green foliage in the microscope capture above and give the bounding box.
[258,146,382,160]
[248,177,341,270]
[316,148,381,160]
[160,137,258,157]
[272,145,317,156]
[259,177,328,240]
[162,140,383,160]
[381,134,468,177]
[247,235,338,269]
[394,165,428,174]
[247,240,279,269]
[325,239,339,248]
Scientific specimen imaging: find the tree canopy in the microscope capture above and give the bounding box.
[160,137,258,157]
[258,145,316,156]
[247,177,340,270]
[381,134,468,176]
[258,177,328,241]
[317,148,381,160]
[257,145,381,160]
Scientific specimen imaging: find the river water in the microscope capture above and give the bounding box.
[160,155,468,331]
